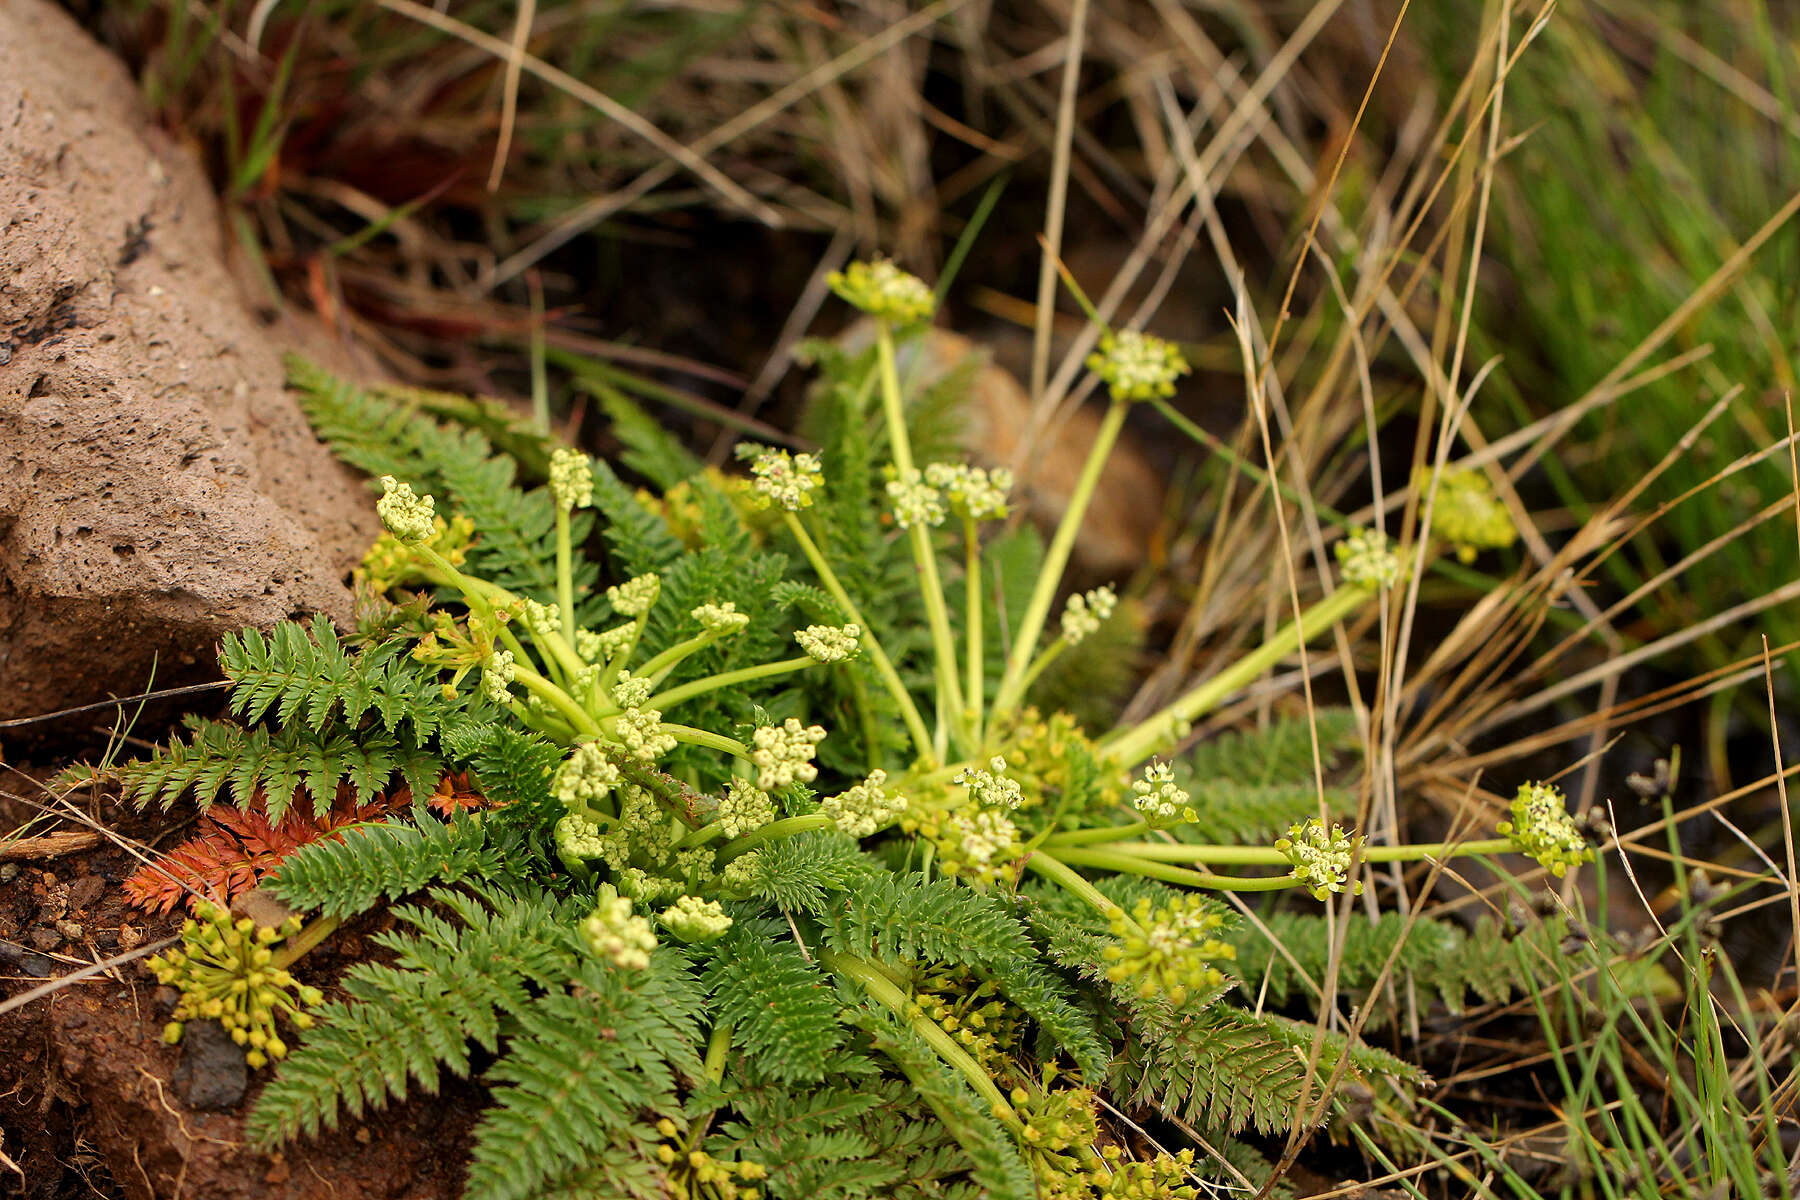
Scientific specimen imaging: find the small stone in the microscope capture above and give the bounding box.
[116,924,142,950]
[231,887,298,930]
[171,1019,248,1110]
[26,927,61,952]
[0,863,18,883]
[53,919,83,942]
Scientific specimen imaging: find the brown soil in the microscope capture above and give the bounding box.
[0,795,481,1200]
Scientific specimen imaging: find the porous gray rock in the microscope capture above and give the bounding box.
[0,0,378,729]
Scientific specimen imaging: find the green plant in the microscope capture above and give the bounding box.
[116,263,1590,1199]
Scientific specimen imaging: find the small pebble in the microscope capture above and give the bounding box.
[0,863,18,883]
[117,924,143,950]
[26,927,61,952]
[54,919,83,942]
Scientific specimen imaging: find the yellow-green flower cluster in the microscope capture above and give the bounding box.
[375,475,437,544]
[579,623,633,663]
[954,756,1023,810]
[481,649,516,704]
[795,622,861,663]
[925,462,1012,521]
[886,467,946,529]
[552,741,621,812]
[1419,466,1516,563]
[1103,895,1234,1007]
[1085,330,1190,402]
[1130,762,1194,825]
[750,718,826,791]
[660,895,733,943]
[548,447,594,511]
[580,884,657,970]
[742,446,823,512]
[692,600,749,636]
[654,1121,768,1200]
[827,258,935,325]
[713,779,776,839]
[1276,818,1363,901]
[1335,527,1405,590]
[1498,781,1593,877]
[1060,586,1118,645]
[942,807,1022,883]
[821,769,907,837]
[607,572,662,617]
[148,903,323,1070]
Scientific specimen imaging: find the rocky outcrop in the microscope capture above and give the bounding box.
[0,0,378,729]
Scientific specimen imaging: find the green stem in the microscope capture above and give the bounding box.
[1023,849,1122,919]
[1016,638,1068,699]
[1099,580,1374,767]
[649,657,817,710]
[1083,838,1515,864]
[1051,845,1297,891]
[783,511,934,764]
[820,949,1018,1129]
[963,516,984,747]
[658,723,749,759]
[1043,821,1149,847]
[704,1021,733,1085]
[512,664,603,737]
[992,398,1129,720]
[635,631,719,686]
[273,914,341,970]
[877,323,968,749]
[717,813,835,860]
[555,507,577,640]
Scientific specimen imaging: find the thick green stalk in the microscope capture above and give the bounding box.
[1098,580,1374,767]
[716,813,835,860]
[511,664,603,738]
[1084,838,1515,864]
[1051,845,1296,891]
[418,543,585,679]
[555,507,577,640]
[635,631,721,686]
[782,511,934,763]
[821,949,1018,1129]
[1023,849,1122,919]
[272,914,342,970]
[992,398,1129,720]
[963,516,984,747]
[1043,821,1149,848]
[649,656,816,710]
[876,324,968,749]
[657,723,749,759]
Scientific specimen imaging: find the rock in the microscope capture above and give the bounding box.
[171,1019,248,1111]
[0,0,379,730]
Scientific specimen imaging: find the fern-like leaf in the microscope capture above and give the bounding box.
[267,812,496,919]
[705,920,845,1084]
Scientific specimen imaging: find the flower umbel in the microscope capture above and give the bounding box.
[692,601,750,636]
[1060,586,1118,645]
[1335,527,1405,590]
[954,756,1023,810]
[1419,466,1517,563]
[740,445,823,512]
[1498,782,1593,877]
[750,719,826,791]
[924,462,1012,522]
[551,741,622,812]
[1104,895,1234,1006]
[607,573,662,618]
[794,622,861,663]
[1085,330,1191,402]
[147,902,323,1070]
[713,779,776,840]
[376,476,437,544]
[827,259,936,325]
[821,769,907,837]
[480,649,516,704]
[1276,818,1364,901]
[548,447,594,511]
[1131,762,1194,825]
[660,895,733,943]
[580,884,657,970]
[886,467,946,529]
